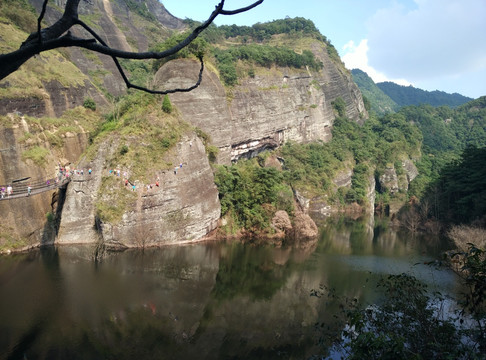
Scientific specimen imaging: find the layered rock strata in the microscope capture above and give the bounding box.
[57,134,221,247]
[155,47,367,164]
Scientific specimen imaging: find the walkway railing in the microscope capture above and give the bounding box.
[0,176,71,200]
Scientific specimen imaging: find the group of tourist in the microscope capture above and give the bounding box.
[0,185,13,199]
[105,160,187,194]
[57,164,92,181]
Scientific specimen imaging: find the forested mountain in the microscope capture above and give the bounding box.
[388,97,485,205]
[431,146,486,224]
[351,69,398,115]
[351,69,474,114]
[377,81,473,108]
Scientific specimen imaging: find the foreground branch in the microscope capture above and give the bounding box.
[0,0,264,94]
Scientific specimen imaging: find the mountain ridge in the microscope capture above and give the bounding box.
[351,68,473,115]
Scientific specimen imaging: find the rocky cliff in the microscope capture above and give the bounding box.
[57,133,221,248]
[0,0,185,119]
[0,1,372,251]
[0,112,90,250]
[155,46,367,164]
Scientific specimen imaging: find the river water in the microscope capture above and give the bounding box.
[0,216,457,359]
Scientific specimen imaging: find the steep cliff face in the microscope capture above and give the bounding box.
[0,2,374,250]
[57,133,221,248]
[379,159,418,194]
[155,45,367,164]
[0,114,90,250]
[0,0,185,119]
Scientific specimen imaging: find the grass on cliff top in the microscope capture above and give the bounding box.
[0,50,88,99]
[24,107,101,132]
[88,92,190,182]
[93,93,192,224]
[21,146,50,166]
[6,107,102,152]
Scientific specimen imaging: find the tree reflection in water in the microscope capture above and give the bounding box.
[0,216,455,359]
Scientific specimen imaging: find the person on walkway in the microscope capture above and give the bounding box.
[1,187,5,199]
[7,185,12,198]
[27,185,31,196]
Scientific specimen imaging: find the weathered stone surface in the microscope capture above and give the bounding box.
[379,165,399,194]
[309,196,332,218]
[333,168,353,188]
[0,117,89,249]
[155,46,367,164]
[367,170,376,214]
[292,210,318,240]
[0,80,99,118]
[379,159,418,195]
[57,134,221,247]
[402,159,418,182]
[272,210,293,237]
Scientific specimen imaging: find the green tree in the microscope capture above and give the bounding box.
[83,98,96,111]
[332,97,347,117]
[161,94,172,114]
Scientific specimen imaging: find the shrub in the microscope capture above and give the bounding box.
[21,146,49,166]
[323,274,467,359]
[214,160,291,232]
[331,97,346,117]
[83,98,96,111]
[448,225,486,252]
[120,144,129,155]
[206,145,219,163]
[162,94,172,114]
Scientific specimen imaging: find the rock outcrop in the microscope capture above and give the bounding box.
[155,48,367,164]
[379,159,418,194]
[57,134,221,248]
[0,115,89,249]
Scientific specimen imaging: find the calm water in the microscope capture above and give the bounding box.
[0,217,457,359]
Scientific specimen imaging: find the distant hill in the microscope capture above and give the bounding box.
[351,69,473,114]
[351,69,398,115]
[377,81,473,108]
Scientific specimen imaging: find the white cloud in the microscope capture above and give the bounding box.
[365,0,486,87]
[342,39,411,86]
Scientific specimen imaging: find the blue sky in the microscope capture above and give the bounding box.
[161,0,486,99]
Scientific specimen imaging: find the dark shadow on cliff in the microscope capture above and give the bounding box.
[40,184,67,247]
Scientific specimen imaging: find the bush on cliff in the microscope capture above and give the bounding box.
[214,159,293,233]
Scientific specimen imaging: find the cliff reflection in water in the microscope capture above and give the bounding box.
[0,216,456,359]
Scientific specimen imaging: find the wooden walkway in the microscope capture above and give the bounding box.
[0,176,71,201]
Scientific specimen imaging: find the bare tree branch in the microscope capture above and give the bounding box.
[37,0,49,45]
[0,0,264,95]
[220,0,264,15]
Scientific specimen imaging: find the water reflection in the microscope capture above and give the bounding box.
[0,216,458,359]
